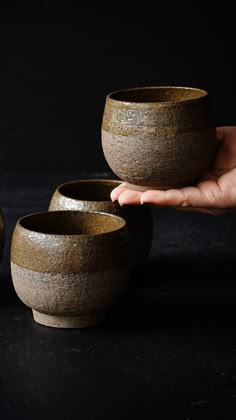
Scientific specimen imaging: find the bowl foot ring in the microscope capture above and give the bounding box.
[32,310,104,328]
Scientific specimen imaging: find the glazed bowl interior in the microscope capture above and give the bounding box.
[58,179,121,202]
[19,211,125,236]
[109,86,207,103]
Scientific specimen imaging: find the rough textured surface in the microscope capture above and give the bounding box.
[10,210,129,328]
[49,179,153,265]
[11,262,128,328]
[102,86,216,190]
[11,211,128,272]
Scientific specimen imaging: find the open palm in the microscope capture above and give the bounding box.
[111,126,236,215]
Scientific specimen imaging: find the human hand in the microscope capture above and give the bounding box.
[110,126,236,215]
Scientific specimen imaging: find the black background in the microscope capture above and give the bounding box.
[0,1,235,174]
[1,3,236,420]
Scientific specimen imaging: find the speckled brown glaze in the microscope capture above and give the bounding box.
[0,208,5,261]
[101,86,216,191]
[48,179,153,265]
[10,211,129,328]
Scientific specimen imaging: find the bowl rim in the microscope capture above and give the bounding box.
[55,178,122,203]
[16,210,127,238]
[106,85,208,105]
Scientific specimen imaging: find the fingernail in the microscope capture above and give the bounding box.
[140,193,145,205]
[110,192,116,202]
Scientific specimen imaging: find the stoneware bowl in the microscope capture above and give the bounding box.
[10,210,129,328]
[48,179,153,266]
[101,86,216,191]
[0,208,5,261]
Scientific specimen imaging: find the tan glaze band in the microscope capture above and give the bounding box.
[49,187,120,213]
[11,212,128,273]
[102,97,212,135]
[11,228,128,272]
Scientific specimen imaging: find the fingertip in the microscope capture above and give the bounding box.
[117,189,143,206]
[140,193,148,205]
[140,190,156,203]
[118,192,129,206]
[110,184,127,202]
[216,127,225,143]
[110,190,116,202]
[118,197,124,206]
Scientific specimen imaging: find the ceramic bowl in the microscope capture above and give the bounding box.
[0,208,5,261]
[48,178,153,265]
[10,210,129,328]
[101,86,216,191]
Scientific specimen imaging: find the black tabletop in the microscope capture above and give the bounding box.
[1,173,236,420]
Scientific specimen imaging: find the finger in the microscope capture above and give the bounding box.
[140,183,224,208]
[140,188,195,207]
[216,126,236,143]
[118,189,143,206]
[216,127,226,143]
[110,183,128,202]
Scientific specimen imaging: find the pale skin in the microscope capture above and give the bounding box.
[110,126,236,215]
